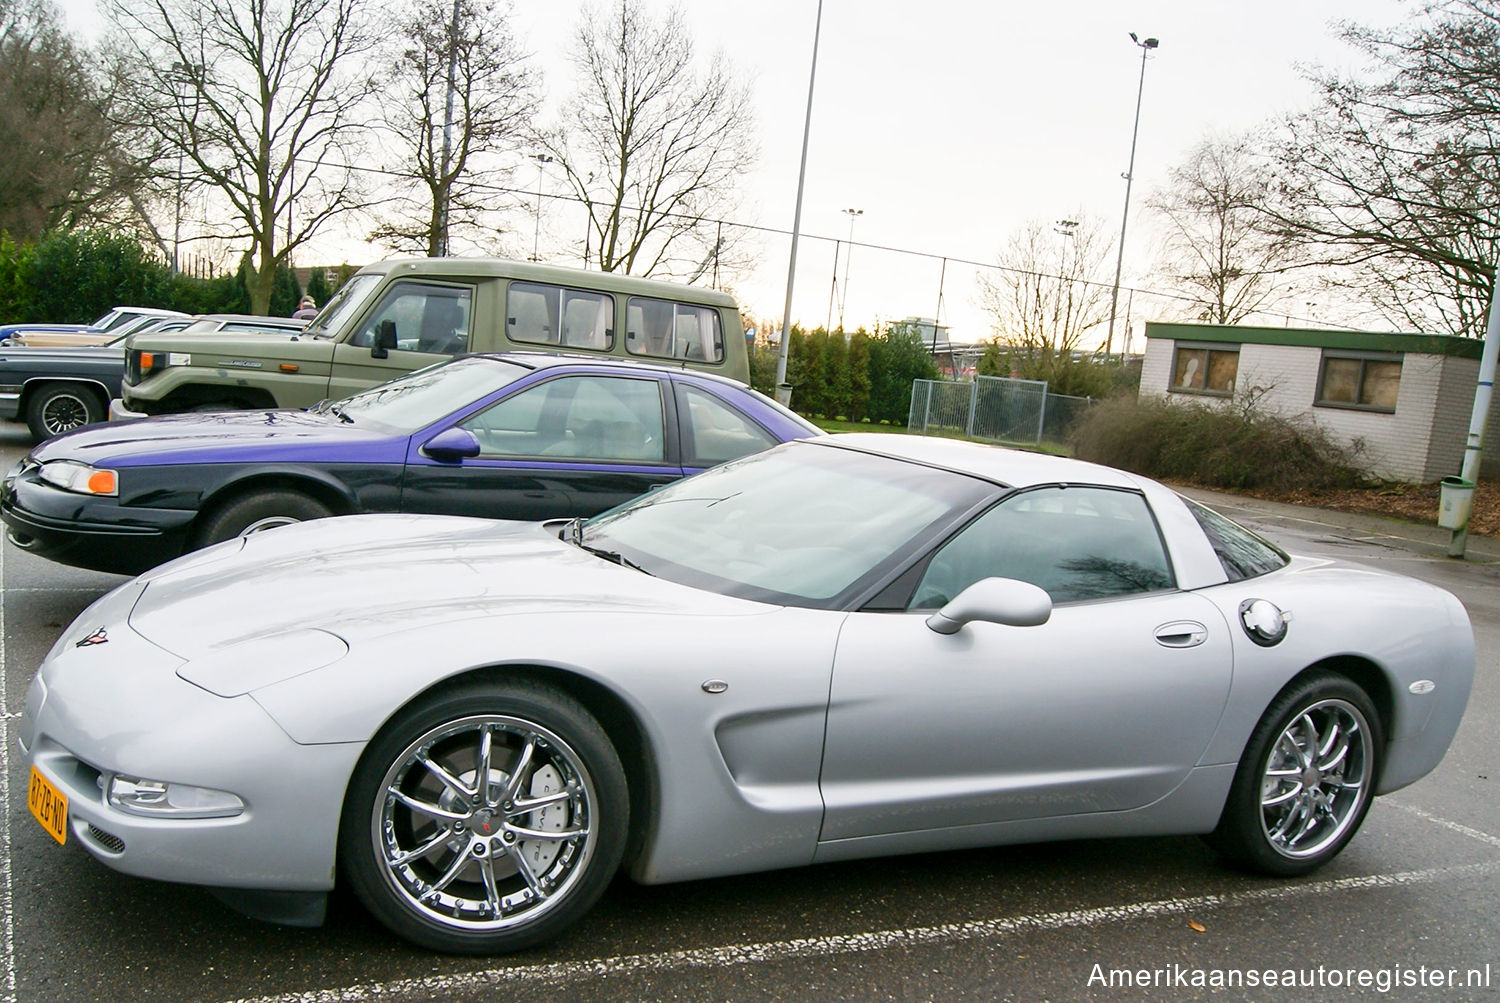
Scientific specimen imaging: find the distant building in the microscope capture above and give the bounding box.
[1141,321,1499,482]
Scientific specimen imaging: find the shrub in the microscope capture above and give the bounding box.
[1071,394,1369,492]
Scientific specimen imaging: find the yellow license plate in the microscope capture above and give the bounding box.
[27,766,68,845]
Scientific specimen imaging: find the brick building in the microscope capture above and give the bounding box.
[1140,322,1499,483]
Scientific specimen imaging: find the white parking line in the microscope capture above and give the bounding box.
[1,539,17,1003]
[222,860,1500,1003]
[1393,802,1500,850]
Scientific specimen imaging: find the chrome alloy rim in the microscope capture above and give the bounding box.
[238,516,300,536]
[372,714,596,932]
[1259,698,1372,859]
[42,393,91,435]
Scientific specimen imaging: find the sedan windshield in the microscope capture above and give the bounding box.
[323,356,529,431]
[583,440,996,606]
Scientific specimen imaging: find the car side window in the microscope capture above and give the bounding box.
[349,282,472,355]
[910,486,1175,608]
[674,384,776,466]
[460,375,665,462]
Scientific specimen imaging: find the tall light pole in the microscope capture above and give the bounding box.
[837,207,863,331]
[531,153,553,262]
[1105,32,1158,360]
[775,0,825,402]
[436,0,461,257]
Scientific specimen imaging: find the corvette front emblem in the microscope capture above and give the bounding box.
[75,627,108,647]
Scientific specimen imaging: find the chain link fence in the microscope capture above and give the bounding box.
[907,376,1096,448]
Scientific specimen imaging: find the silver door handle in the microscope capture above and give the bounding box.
[1154,621,1208,648]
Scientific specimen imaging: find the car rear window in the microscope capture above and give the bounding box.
[1184,498,1289,581]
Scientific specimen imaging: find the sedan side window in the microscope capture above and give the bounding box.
[461,375,665,462]
[349,282,472,355]
[674,384,776,466]
[910,486,1174,608]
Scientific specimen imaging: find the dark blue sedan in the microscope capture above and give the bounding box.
[1,353,820,575]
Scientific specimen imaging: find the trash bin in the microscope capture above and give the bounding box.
[774,383,794,407]
[1438,475,1475,530]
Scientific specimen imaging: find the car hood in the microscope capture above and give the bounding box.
[0,344,122,366]
[32,408,399,465]
[129,514,757,659]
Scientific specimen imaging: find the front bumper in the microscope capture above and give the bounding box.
[1,463,196,575]
[108,397,146,422]
[19,599,363,894]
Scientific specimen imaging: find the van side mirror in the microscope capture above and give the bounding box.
[926,577,1053,634]
[370,320,397,359]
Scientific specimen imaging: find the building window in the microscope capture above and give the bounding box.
[1316,352,1401,412]
[1170,344,1238,396]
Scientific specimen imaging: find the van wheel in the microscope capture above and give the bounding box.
[26,382,104,441]
[195,490,333,547]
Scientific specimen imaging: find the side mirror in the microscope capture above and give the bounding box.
[421,427,482,462]
[926,577,1053,635]
[370,319,397,359]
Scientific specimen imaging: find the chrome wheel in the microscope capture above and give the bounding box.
[1207,673,1382,876]
[373,713,599,934]
[238,515,301,536]
[1259,698,1372,859]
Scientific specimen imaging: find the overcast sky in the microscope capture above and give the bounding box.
[60,0,1412,344]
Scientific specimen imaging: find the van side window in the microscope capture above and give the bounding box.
[349,281,472,355]
[625,297,724,364]
[507,282,615,351]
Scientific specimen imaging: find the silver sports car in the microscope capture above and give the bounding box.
[19,434,1474,954]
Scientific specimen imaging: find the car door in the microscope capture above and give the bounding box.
[819,484,1234,841]
[401,371,684,521]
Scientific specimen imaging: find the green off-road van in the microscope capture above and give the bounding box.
[115,257,750,417]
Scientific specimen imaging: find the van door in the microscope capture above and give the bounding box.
[328,280,475,399]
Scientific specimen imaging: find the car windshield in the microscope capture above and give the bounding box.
[321,356,529,431]
[582,440,996,606]
[304,273,380,339]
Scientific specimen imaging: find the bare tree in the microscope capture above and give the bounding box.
[1148,134,1302,324]
[542,0,755,278]
[104,0,380,313]
[0,0,142,240]
[1260,0,1500,337]
[979,216,1115,357]
[370,0,536,256]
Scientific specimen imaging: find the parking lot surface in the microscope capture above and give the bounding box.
[2,426,1497,1001]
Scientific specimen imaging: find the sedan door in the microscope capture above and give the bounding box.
[401,371,685,522]
[819,484,1235,841]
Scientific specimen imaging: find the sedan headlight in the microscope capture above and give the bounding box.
[106,774,244,818]
[39,460,117,496]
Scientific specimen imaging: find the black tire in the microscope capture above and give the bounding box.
[25,382,104,441]
[1206,672,1382,876]
[194,490,333,547]
[339,678,628,954]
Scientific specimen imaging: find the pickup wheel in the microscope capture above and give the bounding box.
[195,490,333,548]
[25,382,105,441]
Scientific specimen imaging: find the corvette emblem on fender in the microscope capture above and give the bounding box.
[75,627,108,647]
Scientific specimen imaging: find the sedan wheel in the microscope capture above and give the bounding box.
[1207,673,1381,876]
[25,382,103,441]
[340,679,628,954]
[195,490,332,548]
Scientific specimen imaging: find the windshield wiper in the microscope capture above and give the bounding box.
[579,543,652,575]
[562,519,650,575]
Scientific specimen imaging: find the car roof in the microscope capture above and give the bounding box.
[477,351,752,390]
[360,257,738,308]
[193,314,309,326]
[808,432,1149,491]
